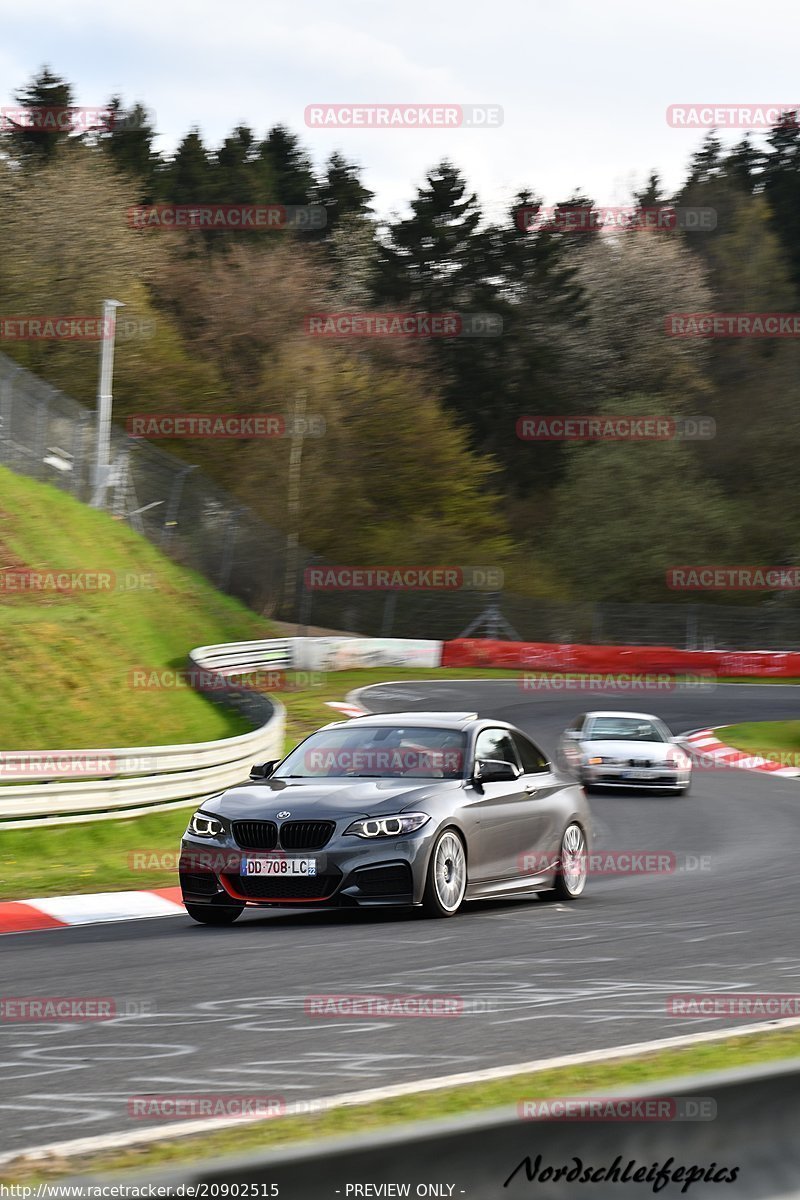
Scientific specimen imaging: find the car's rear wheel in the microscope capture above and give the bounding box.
[540,822,587,902]
[423,830,467,917]
[185,901,244,925]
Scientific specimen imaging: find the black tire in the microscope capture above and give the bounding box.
[540,822,588,902]
[676,780,691,796]
[422,829,467,918]
[185,901,243,925]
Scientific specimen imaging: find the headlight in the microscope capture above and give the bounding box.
[187,811,226,838]
[344,812,430,839]
[666,755,688,769]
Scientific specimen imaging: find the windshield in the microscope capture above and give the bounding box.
[274,726,468,779]
[585,718,667,743]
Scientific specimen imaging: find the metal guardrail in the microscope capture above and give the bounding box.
[72,1059,800,1197]
[0,639,292,826]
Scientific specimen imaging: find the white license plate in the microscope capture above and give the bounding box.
[242,857,317,876]
[624,770,652,780]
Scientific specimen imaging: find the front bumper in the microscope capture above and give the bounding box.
[581,765,690,790]
[179,830,433,909]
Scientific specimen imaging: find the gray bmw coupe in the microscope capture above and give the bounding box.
[179,711,592,923]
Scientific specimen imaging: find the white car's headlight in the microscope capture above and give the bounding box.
[187,811,226,838]
[344,813,430,839]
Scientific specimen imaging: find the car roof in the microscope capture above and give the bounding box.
[321,710,480,731]
[584,711,661,721]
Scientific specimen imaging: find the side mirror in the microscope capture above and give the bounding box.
[250,760,278,779]
[474,759,520,785]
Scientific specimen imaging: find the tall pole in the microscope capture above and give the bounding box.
[92,299,125,508]
[282,389,307,617]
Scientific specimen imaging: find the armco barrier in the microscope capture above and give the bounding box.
[72,1059,800,1198]
[442,638,800,676]
[0,639,293,827]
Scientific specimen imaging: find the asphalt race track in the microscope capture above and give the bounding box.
[2,681,799,1157]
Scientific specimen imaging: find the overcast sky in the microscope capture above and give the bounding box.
[2,0,798,222]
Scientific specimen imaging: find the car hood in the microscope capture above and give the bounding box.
[201,777,463,820]
[579,739,676,761]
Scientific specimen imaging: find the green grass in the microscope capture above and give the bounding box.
[3,1024,799,1183]
[0,465,274,750]
[714,719,800,763]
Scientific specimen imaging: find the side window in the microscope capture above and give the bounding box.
[475,728,519,766]
[569,715,585,733]
[512,732,549,774]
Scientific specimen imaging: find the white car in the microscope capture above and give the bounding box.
[557,711,691,795]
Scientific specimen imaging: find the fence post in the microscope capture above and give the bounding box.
[71,410,92,500]
[0,369,13,467]
[162,463,198,551]
[380,591,398,638]
[35,396,49,480]
[217,508,242,593]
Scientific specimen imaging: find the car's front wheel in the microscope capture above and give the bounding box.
[423,829,467,917]
[185,901,244,925]
[540,822,588,902]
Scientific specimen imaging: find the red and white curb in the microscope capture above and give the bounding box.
[683,729,800,777]
[0,886,185,935]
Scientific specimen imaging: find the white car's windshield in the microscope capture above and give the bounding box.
[274,726,468,779]
[585,718,667,743]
